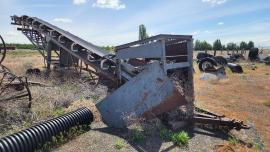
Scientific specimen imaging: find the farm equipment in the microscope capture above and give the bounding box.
[0,35,32,105]
[9,15,249,130]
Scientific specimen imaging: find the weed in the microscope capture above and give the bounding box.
[228,136,239,145]
[80,95,85,101]
[91,95,100,102]
[130,127,144,142]
[160,128,173,141]
[37,125,89,151]
[115,139,125,150]
[171,131,189,147]
[252,142,263,151]
[53,108,65,117]
[263,100,270,107]
[266,73,269,76]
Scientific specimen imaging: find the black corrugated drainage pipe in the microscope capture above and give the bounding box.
[0,107,93,152]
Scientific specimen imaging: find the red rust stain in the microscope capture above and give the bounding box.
[143,88,188,118]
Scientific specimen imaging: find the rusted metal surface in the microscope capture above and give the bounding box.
[97,62,187,128]
[0,65,32,106]
[9,15,249,131]
[0,35,7,64]
[0,35,32,105]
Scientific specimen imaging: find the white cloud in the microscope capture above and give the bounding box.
[53,18,73,23]
[5,31,19,37]
[73,0,87,5]
[192,31,200,35]
[202,0,227,5]
[218,22,224,25]
[92,0,126,10]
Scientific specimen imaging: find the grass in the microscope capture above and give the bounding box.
[23,61,34,69]
[53,108,66,117]
[115,139,125,150]
[228,136,239,145]
[263,100,270,107]
[171,131,190,147]
[91,95,100,102]
[36,125,90,152]
[252,142,263,151]
[6,49,40,57]
[159,128,173,141]
[130,127,145,142]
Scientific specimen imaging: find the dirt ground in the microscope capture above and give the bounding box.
[1,49,270,151]
[194,50,270,150]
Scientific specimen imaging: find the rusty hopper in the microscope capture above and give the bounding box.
[96,62,187,128]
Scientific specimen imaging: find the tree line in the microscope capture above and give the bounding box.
[5,43,35,49]
[194,39,255,51]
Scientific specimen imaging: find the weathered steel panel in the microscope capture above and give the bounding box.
[96,62,187,128]
[116,41,163,59]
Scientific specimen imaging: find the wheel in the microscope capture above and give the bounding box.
[198,57,218,72]
[196,52,213,60]
[214,56,228,66]
[0,35,7,64]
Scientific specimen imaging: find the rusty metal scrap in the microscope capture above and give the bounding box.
[10,15,249,130]
[0,64,32,106]
[0,35,7,64]
[0,35,32,106]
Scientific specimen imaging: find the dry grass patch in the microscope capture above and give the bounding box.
[65,99,101,122]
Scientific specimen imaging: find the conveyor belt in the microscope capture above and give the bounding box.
[31,17,111,58]
[11,15,117,82]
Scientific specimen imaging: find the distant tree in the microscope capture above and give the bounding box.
[199,40,212,52]
[207,42,212,50]
[240,41,248,50]
[7,43,35,49]
[101,45,115,52]
[222,45,226,50]
[194,40,201,51]
[227,42,237,50]
[213,39,222,50]
[248,41,255,49]
[213,39,222,56]
[139,24,149,40]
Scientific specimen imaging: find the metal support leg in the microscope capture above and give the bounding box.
[46,41,53,72]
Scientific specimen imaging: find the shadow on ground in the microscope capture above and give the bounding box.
[92,123,230,152]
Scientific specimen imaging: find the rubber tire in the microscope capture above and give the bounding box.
[214,56,228,66]
[198,57,218,72]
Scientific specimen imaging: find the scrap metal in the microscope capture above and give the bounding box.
[10,15,248,129]
[0,35,32,106]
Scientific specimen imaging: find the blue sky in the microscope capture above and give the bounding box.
[0,0,270,48]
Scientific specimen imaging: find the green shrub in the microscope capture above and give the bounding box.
[252,142,263,151]
[228,136,239,145]
[91,95,100,102]
[37,125,89,151]
[130,128,144,142]
[171,131,189,146]
[53,108,65,117]
[160,128,173,140]
[115,139,125,150]
[263,100,270,107]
